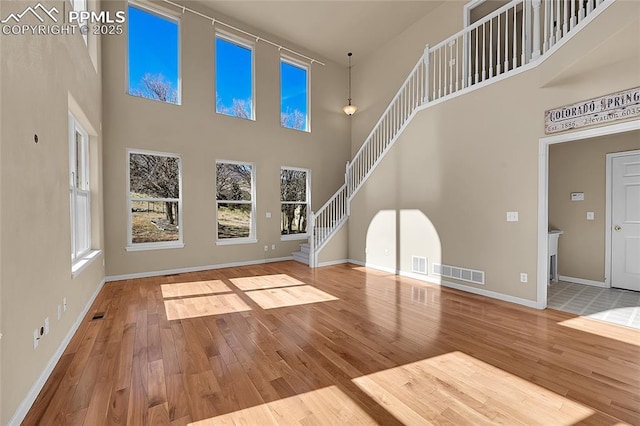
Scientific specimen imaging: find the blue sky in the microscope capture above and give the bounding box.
[281,61,307,116]
[128,5,179,95]
[128,4,308,119]
[216,37,252,115]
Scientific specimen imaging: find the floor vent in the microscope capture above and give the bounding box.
[433,263,484,285]
[412,256,428,274]
[91,312,105,321]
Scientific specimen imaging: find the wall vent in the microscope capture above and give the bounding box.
[411,256,428,274]
[432,263,485,285]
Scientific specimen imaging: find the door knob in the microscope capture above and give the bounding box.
[614,225,622,232]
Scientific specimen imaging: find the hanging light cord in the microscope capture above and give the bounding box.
[160,0,326,66]
[347,52,353,105]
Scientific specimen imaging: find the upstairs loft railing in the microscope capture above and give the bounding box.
[309,0,610,267]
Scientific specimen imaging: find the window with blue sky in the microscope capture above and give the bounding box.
[216,35,254,119]
[281,58,309,132]
[128,3,180,104]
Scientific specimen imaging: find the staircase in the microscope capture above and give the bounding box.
[294,0,612,267]
[292,243,310,265]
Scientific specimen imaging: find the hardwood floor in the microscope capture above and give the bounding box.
[23,261,640,425]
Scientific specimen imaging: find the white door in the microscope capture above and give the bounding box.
[611,152,640,291]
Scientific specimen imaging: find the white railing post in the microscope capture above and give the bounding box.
[345,160,350,196]
[423,44,430,103]
[309,211,316,268]
[532,0,542,60]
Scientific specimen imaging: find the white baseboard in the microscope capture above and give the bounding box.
[559,275,607,288]
[8,278,107,426]
[354,260,539,309]
[106,256,294,282]
[316,259,350,267]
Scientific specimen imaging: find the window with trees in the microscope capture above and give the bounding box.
[70,115,91,262]
[128,150,183,250]
[281,167,310,238]
[280,57,309,131]
[216,161,256,243]
[128,2,180,104]
[216,34,254,120]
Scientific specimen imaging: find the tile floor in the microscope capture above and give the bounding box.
[548,281,640,330]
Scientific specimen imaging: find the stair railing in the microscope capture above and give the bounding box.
[310,0,610,267]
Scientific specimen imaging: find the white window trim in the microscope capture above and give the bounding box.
[215,31,256,121]
[126,148,184,251]
[72,249,103,278]
[70,114,92,264]
[126,0,182,105]
[215,160,257,245]
[71,0,89,45]
[280,166,311,241]
[280,55,311,133]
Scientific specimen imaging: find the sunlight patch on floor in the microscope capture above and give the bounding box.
[558,316,640,346]
[160,280,231,298]
[187,385,377,425]
[245,285,338,310]
[352,351,599,425]
[230,274,306,291]
[164,293,251,320]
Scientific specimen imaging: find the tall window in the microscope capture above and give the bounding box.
[280,57,309,131]
[215,34,254,120]
[70,115,91,262]
[280,167,310,238]
[128,3,180,104]
[128,150,182,249]
[71,0,88,45]
[216,161,256,243]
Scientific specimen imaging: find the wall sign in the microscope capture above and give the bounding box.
[545,87,640,134]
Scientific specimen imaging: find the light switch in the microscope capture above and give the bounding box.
[587,212,595,220]
[265,212,271,218]
[506,211,519,222]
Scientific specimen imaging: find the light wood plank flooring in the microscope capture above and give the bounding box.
[23,261,640,425]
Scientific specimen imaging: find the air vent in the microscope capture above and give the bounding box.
[91,312,105,321]
[412,256,428,275]
[432,263,484,285]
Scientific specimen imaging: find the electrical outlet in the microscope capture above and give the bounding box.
[266,212,271,218]
[33,329,39,349]
[63,297,67,312]
[57,304,62,320]
[507,211,519,222]
[520,273,528,283]
[264,245,268,252]
[44,317,50,335]
[587,212,595,220]
[271,244,276,250]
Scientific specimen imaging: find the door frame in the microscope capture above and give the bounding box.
[606,149,640,290]
[536,119,640,309]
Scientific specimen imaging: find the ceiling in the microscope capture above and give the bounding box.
[190,1,446,65]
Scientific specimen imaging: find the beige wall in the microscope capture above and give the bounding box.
[351,1,464,156]
[101,1,351,278]
[347,0,640,302]
[549,132,640,282]
[0,1,105,423]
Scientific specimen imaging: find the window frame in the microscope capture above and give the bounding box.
[280,55,311,132]
[215,160,257,245]
[71,0,88,45]
[69,114,91,263]
[215,31,256,121]
[126,0,182,105]
[280,166,311,241]
[126,149,184,251]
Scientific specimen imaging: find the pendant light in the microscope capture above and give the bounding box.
[343,52,358,115]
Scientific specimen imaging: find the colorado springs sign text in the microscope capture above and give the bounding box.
[545,87,640,134]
